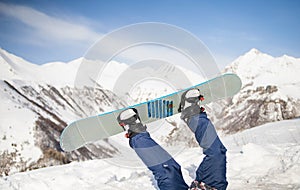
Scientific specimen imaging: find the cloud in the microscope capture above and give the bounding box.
[0,2,102,46]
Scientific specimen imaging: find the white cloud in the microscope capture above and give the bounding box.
[0,2,102,46]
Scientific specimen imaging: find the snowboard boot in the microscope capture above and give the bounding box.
[117,108,147,138]
[190,180,217,190]
[178,88,205,124]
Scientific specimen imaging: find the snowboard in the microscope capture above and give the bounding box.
[60,73,242,152]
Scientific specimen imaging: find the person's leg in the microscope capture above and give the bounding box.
[118,108,188,190]
[179,88,228,189]
[189,113,228,190]
[130,132,188,190]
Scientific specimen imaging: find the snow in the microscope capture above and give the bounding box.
[0,48,82,87]
[224,119,300,189]
[1,119,299,189]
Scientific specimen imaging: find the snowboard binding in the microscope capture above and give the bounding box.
[178,88,205,123]
[117,108,147,138]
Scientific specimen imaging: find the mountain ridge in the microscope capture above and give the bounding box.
[0,47,300,176]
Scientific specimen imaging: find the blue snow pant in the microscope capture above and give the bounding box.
[129,132,189,190]
[129,112,228,190]
[188,112,228,190]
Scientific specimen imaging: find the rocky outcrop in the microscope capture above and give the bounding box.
[212,85,300,134]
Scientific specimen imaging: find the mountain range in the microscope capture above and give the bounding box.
[0,47,299,177]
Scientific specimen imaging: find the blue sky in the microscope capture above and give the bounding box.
[0,0,299,67]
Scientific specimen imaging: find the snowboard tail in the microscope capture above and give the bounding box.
[60,73,242,152]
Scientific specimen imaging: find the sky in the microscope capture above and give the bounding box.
[0,0,299,68]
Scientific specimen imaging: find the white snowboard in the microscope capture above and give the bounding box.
[60,73,242,152]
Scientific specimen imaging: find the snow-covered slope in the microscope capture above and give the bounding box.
[0,79,128,176]
[1,119,299,190]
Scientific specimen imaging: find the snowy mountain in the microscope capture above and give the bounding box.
[0,49,81,87]
[218,48,300,133]
[164,48,300,148]
[0,48,128,176]
[0,47,300,189]
[225,48,300,98]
